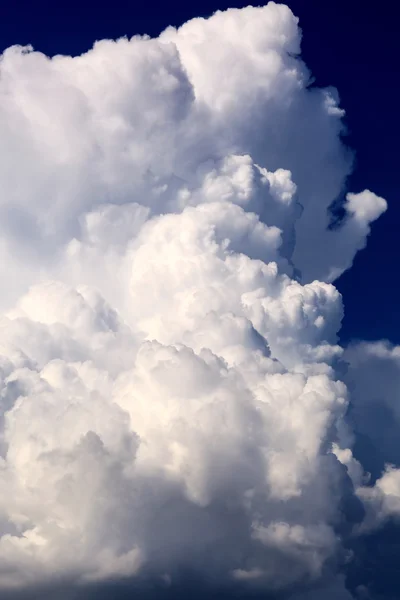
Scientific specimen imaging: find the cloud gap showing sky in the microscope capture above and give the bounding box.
[0,3,398,598]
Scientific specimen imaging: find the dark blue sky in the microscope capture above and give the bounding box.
[1,0,398,345]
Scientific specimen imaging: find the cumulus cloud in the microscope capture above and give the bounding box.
[0,2,392,598]
[342,343,400,527]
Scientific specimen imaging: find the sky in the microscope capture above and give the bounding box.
[0,1,399,600]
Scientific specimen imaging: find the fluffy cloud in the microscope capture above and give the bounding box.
[342,343,400,526]
[0,2,391,598]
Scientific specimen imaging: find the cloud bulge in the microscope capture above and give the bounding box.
[0,2,392,598]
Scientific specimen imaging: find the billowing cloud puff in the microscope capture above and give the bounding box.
[0,2,391,599]
[342,343,400,525]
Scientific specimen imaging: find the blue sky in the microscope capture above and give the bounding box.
[1,0,397,344]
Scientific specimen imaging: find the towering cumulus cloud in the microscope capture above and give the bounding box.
[0,3,391,599]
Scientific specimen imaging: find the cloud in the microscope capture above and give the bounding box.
[342,343,400,523]
[343,342,400,480]
[0,2,392,598]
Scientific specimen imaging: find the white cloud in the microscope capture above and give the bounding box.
[342,342,400,534]
[344,341,400,475]
[0,2,389,598]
